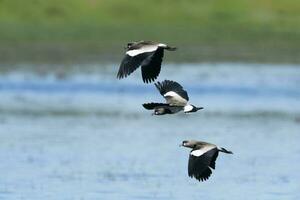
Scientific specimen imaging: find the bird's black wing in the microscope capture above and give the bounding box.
[142,102,170,110]
[209,150,219,169]
[155,80,189,101]
[117,52,152,79]
[140,48,164,83]
[188,148,218,182]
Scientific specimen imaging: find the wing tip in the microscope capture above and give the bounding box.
[116,72,125,79]
[142,76,157,84]
[116,73,122,79]
[142,103,155,110]
[188,167,213,182]
[154,80,163,92]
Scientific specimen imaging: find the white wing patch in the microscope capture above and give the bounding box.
[184,104,193,112]
[190,146,216,157]
[126,45,158,57]
[158,43,167,47]
[164,91,187,106]
[164,91,178,97]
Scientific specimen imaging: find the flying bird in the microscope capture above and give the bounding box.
[142,80,203,115]
[181,140,233,182]
[117,41,177,83]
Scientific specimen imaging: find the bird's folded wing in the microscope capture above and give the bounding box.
[163,92,188,106]
[155,80,189,105]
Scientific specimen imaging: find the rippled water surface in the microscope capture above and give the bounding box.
[0,63,299,200]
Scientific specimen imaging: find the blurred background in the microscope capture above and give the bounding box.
[0,0,300,63]
[0,0,299,199]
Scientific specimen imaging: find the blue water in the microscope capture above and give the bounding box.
[0,63,299,200]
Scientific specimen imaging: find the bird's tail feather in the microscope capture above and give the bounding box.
[165,46,177,51]
[219,147,233,154]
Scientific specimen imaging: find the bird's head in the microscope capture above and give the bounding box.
[180,140,198,148]
[125,42,135,50]
[152,108,171,115]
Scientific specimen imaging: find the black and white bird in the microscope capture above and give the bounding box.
[117,41,177,83]
[181,140,233,182]
[143,80,203,115]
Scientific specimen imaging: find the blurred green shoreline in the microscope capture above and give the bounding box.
[0,43,300,64]
[0,0,299,64]
[1,41,299,64]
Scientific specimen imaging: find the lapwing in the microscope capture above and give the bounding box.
[181,140,233,182]
[117,41,177,83]
[142,80,203,115]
